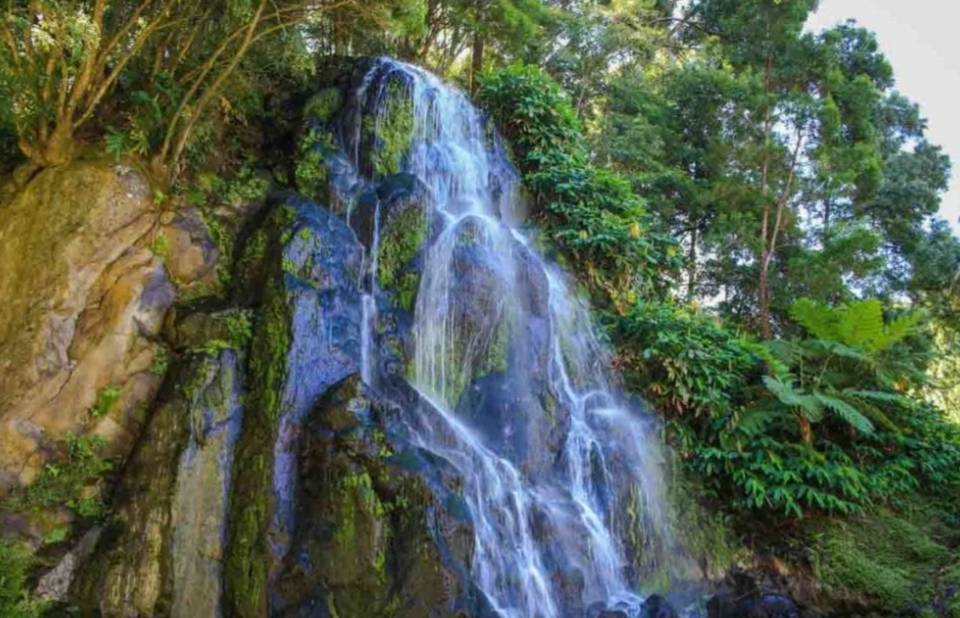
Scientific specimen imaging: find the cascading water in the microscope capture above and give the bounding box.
[333,58,683,617]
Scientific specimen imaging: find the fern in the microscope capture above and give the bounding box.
[762,376,824,422]
[813,392,874,435]
[873,311,924,352]
[836,299,885,351]
[790,298,921,355]
[790,299,838,341]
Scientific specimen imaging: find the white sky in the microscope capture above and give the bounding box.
[806,1,960,234]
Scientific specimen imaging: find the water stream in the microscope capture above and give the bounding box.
[337,58,679,617]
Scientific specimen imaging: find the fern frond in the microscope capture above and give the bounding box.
[737,408,782,436]
[763,376,824,422]
[790,299,838,341]
[813,391,874,434]
[872,311,924,352]
[836,299,884,351]
[842,389,914,407]
[841,396,900,433]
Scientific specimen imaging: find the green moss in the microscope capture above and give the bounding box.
[149,234,169,260]
[90,385,122,417]
[304,88,343,123]
[8,434,112,520]
[195,310,254,355]
[223,210,294,618]
[295,128,333,196]
[377,206,426,311]
[366,81,414,177]
[0,542,45,617]
[813,508,952,613]
[150,345,170,376]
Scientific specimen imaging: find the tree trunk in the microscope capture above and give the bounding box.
[758,255,772,339]
[20,121,75,167]
[470,0,485,93]
[470,29,484,93]
[687,223,698,300]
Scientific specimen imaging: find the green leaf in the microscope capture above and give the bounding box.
[813,392,874,434]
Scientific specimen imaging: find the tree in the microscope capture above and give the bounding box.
[0,0,352,176]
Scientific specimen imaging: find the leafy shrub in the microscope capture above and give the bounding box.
[612,296,960,519]
[610,301,763,424]
[10,434,112,520]
[478,65,681,309]
[0,542,43,618]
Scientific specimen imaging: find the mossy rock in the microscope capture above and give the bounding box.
[378,203,428,313]
[272,376,466,617]
[72,351,237,616]
[223,196,365,617]
[810,506,955,615]
[361,76,415,177]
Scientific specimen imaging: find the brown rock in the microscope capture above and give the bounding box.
[157,207,219,284]
[0,161,174,494]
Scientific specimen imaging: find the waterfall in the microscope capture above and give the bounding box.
[336,58,680,617]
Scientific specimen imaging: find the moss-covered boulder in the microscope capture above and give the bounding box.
[223,195,365,617]
[273,375,476,617]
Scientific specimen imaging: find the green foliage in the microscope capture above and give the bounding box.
[611,301,762,422]
[611,293,959,519]
[90,385,123,418]
[9,435,112,521]
[478,64,681,309]
[0,542,44,618]
[790,299,924,355]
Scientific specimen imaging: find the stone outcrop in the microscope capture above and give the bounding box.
[73,350,243,617]
[0,161,173,493]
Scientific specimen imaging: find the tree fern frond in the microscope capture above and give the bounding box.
[790,299,838,341]
[836,299,884,351]
[737,408,782,436]
[873,311,924,352]
[842,389,914,407]
[841,396,900,433]
[763,376,824,422]
[813,391,874,434]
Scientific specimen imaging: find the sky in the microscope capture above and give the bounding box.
[806,1,960,234]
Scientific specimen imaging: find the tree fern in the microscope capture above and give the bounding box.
[790,298,921,355]
[790,299,838,342]
[813,392,875,435]
[762,376,824,422]
[835,299,885,351]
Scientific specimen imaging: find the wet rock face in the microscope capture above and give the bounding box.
[73,350,243,617]
[222,196,374,617]
[640,594,679,618]
[0,161,172,494]
[273,375,475,618]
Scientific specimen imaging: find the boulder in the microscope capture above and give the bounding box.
[641,594,679,618]
[0,161,171,494]
[156,206,219,284]
[707,591,801,618]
